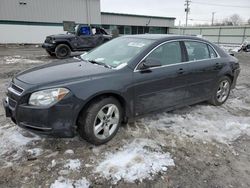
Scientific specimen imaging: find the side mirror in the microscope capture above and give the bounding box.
[139,58,162,70]
[229,53,235,57]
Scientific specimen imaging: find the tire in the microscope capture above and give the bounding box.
[209,76,232,106]
[55,44,71,59]
[46,50,55,57]
[78,97,123,145]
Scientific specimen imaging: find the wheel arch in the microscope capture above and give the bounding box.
[55,41,74,51]
[218,65,234,83]
[224,73,234,83]
[75,92,130,126]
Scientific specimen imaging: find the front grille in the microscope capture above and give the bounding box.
[8,83,24,96]
[45,37,52,43]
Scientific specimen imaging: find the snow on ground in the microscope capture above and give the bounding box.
[219,44,241,53]
[50,176,90,188]
[64,159,81,171]
[64,149,74,155]
[26,148,43,157]
[141,87,250,144]
[95,139,174,184]
[0,124,40,163]
[1,56,44,64]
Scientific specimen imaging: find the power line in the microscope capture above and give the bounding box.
[192,1,250,9]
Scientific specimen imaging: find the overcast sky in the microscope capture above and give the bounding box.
[101,0,250,26]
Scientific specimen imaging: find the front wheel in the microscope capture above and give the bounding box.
[78,97,122,145]
[209,76,232,106]
[55,44,71,59]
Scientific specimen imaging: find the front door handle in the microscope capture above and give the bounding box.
[177,68,185,74]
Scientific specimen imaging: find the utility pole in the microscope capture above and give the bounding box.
[185,0,191,27]
[211,12,216,26]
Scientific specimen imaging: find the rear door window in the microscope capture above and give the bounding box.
[184,41,210,61]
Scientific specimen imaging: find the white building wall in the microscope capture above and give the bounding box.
[101,13,175,27]
[0,0,101,24]
[0,24,65,43]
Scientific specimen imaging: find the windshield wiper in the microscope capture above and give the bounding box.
[87,60,113,69]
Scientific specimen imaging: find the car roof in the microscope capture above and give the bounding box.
[122,34,208,42]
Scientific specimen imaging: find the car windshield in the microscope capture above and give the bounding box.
[80,37,155,69]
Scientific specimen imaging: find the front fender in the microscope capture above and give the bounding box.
[54,39,74,50]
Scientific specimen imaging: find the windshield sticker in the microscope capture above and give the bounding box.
[95,58,105,62]
[128,42,146,48]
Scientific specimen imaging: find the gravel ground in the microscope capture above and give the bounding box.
[0,45,249,188]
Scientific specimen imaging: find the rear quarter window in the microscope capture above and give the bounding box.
[185,41,210,61]
[208,45,218,58]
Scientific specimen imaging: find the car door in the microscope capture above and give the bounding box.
[77,26,96,49]
[90,28,106,47]
[183,41,222,100]
[133,41,190,116]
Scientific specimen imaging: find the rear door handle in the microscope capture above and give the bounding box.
[177,68,185,74]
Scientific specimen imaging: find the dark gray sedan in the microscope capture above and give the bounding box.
[3,35,240,145]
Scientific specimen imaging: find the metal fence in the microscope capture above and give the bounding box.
[169,26,250,45]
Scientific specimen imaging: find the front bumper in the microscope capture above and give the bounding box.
[3,93,79,138]
[42,43,56,51]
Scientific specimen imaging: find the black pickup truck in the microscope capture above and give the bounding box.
[42,25,112,58]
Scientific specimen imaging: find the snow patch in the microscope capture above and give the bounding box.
[2,56,43,64]
[95,139,174,184]
[0,125,40,158]
[0,125,40,168]
[26,148,43,157]
[220,44,240,53]
[64,159,81,171]
[51,159,57,168]
[50,176,90,188]
[142,90,250,144]
[64,149,74,155]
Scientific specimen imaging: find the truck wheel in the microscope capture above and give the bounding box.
[209,76,232,106]
[55,44,71,59]
[78,97,123,145]
[46,50,55,57]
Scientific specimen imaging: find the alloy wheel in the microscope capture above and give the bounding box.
[216,80,230,103]
[93,104,120,140]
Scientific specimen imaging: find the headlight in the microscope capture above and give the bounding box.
[29,88,69,106]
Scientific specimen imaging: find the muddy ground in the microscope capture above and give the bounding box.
[0,45,249,188]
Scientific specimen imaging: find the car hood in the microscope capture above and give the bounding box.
[49,33,75,39]
[15,59,113,85]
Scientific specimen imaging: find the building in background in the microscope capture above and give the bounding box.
[0,0,175,43]
[101,12,175,35]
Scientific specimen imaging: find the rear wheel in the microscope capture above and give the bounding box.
[209,76,231,106]
[78,97,122,145]
[55,44,71,59]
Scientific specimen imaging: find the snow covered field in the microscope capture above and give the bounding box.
[0,46,250,188]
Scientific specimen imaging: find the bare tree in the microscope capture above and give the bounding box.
[248,18,250,25]
[221,18,233,26]
[218,14,243,26]
[229,14,243,25]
